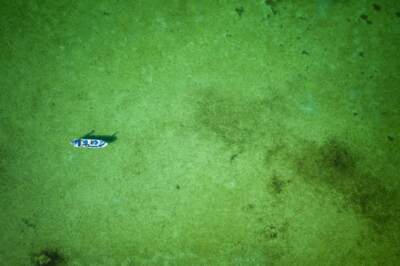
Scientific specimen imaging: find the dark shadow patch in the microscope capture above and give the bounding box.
[262,222,289,241]
[319,139,356,176]
[22,218,36,229]
[295,137,358,194]
[265,0,278,15]
[192,88,290,153]
[31,248,65,266]
[387,135,394,142]
[80,130,118,143]
[372,3,381,12]
[235,7,244,17]
[264,143,287,166]
[242,203,256,211]
[230,153,239,162]
[270,174,290,194]
[293,137,399,234]
[264,225,278,239]
[230,148,244,163]
[193,89,274,150]
[349,174,399,233]
[360,14,372,24]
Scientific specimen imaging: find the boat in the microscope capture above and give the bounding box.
[71,138,108,148]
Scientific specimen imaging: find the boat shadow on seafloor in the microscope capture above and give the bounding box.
[80,130,118,144]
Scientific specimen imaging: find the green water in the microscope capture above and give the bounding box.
[1,0,399,265]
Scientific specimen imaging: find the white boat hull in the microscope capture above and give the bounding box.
[71,139,108,148]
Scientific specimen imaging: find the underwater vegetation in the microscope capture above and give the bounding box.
[192,82,398,241]
[265,0,278,15]
[31,248,65,266]
[193,88,285,151]
[235,6,244,17]
[270,174,291,194]
[294,137,399,233]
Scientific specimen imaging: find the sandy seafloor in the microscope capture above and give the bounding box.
[0,0,399,265]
